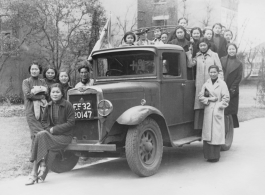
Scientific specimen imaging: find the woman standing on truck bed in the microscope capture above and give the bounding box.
[168,26,190,52]
[193,38,223,130]
[199,65,230,162]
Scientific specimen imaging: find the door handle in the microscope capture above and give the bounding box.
[182,83,186,86]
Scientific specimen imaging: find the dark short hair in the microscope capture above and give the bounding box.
[226,43,238,53]
[197,37,211,49]
[208,65,220,72]
[212,23,222,30]
[202,28,214,36]
[43,66,58,79]
[49,83,64,98]
[173,25,187,39]
[224,29,233,39]
[154,27,162,31]
[123,32,136,42]
[78,65,90,73]
[190,27,202,38]
[161,32,168,36]
[178,17,188,24]
[28,61,43,74]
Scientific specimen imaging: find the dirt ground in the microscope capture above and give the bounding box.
[0,117,31,180]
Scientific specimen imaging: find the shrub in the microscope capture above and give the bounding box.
[0,94,24,105]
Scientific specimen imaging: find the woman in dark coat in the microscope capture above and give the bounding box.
[220,43,243,128]
[212,23,228,58]
[167,17,190,42]
[203,28,217,53]
[58,70,72,99]
[190,27,203,57]
[43,66,58,88]
[22,61,48,142]
[168,26,190,52]
[26,83,75,185]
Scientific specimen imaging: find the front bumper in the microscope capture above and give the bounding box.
[65,140,116,152]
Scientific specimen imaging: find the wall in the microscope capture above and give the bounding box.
[138,0,178,39]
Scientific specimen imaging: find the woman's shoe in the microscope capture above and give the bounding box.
[38,164,49,182]
[25,174,38,185]
[207,159,219,162]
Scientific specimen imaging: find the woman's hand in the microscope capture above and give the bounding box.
[208,97,218,102]
[50,127,54,134]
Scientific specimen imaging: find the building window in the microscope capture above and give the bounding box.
[153,20,167,26]
[154,0,167,4]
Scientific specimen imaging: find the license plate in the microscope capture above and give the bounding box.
[73,102,93,119]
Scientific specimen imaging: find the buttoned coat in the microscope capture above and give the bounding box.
[41,99,75,136]
[220,55,243,115]
[194,49,223,109]
[199,78,230,145]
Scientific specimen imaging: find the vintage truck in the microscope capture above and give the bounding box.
[50,44,234,177]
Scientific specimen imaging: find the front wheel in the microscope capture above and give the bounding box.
[221,115,234,151]
[125,117,163,177]
[50,151,79,173]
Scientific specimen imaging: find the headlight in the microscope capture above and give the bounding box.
[97,99,113,116]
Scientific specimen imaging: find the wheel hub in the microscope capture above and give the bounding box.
[139,130,157,164]
[143,140,153,152]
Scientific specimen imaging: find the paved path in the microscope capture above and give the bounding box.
[1,118,265,195]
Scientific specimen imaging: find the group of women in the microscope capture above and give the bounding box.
[168,19,242,162]
[22,62,93,185]
[121,18,243,162]
[22,18,243,184]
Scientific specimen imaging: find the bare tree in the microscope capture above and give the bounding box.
[115,6,137,34]
[112,5,137,47]
[200,0,213,27]
[242,46,260,82]
[5,0,105,72]
[178,0,190,20]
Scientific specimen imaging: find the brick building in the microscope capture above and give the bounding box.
[138,0,178,28]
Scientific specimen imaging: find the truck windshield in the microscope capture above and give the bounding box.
[95,51,155,78]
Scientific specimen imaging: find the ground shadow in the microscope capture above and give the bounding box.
[69,142,204,179]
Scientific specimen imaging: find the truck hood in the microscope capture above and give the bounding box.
[96,82,158,94]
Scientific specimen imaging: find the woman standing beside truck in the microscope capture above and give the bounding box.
[192,38,223,130]
[199,65,230,162]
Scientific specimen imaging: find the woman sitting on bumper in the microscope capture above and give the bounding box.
[26,83,75,185]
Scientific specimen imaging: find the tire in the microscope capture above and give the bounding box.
[221,115,234,151]
[125,117,163,177]
[50,151,79,173]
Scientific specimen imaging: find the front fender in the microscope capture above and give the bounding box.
[116,106,164,125]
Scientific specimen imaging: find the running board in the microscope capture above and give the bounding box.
[172,136,201,147]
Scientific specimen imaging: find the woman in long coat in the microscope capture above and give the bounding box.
[199,65,230,162]
[193,38,223,130]
[22,61,48,141]
[26,83,75,185]
[212,23,228,58]
[220,43,243,128]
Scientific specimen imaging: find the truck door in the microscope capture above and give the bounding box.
[160,52,185,125]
